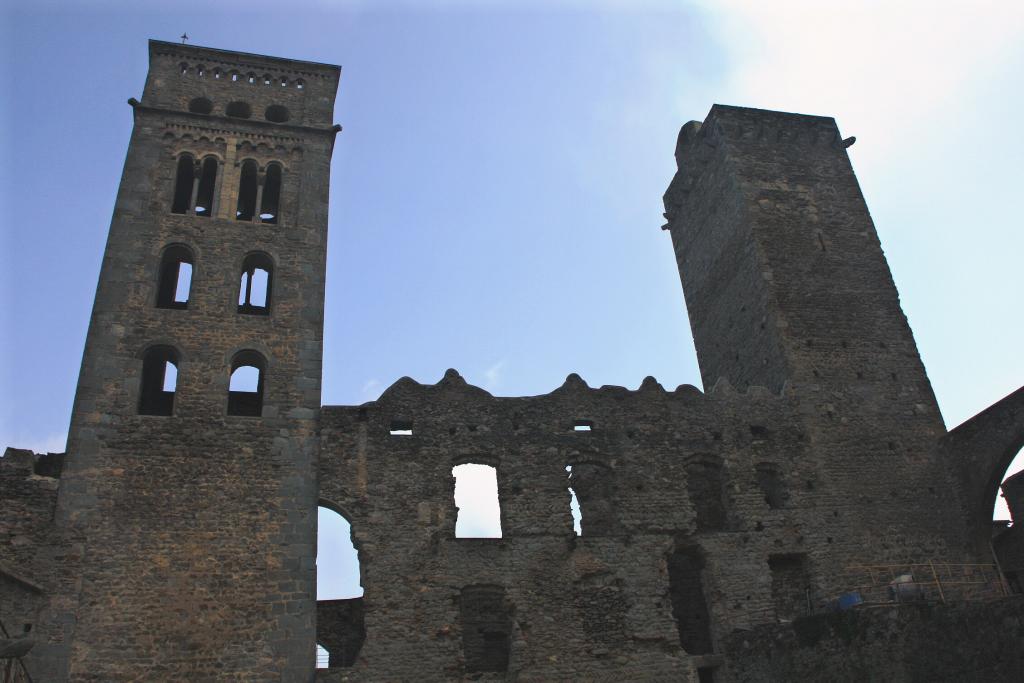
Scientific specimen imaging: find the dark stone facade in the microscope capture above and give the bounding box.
[1,45,1023,682]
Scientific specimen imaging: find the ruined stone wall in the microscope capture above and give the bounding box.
[318,366,945,680]
[720,597,1024,682]
[0,449,80,682]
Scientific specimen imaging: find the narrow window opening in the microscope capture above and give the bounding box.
[280,76,288,87]
[296,79,305,89]
[389,420,412,436]
[138,346,179,416]
[170,154,195,214]
[769,554,810,621]
[227,351,265,417]
[567,462,615,535]
[263,74,272,86]
[179,62,188,75]
[259,163,282,223]
[230,71,239,82]
[668,546,713,655]
[193,157,218,216]
[460,585,511,673]
[196,65,205,77]
[156,245,194,309]
[237,252,273,315]
[213,68,221,79]
[247,73,256,84]
[453,463,502,538]
[687,456,727,532]
[756,462,788,510]
[235,160,258,221]
[573,420,593,432]
[566,465,582,535]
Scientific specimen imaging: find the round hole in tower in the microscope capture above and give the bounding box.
[188,97,213,115]
[225,101,252,119]
[265,105,290,123]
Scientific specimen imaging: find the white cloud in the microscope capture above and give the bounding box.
[482,359,507,392]
[361,378,382,400]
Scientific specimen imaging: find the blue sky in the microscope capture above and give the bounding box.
[2,1,1023,598]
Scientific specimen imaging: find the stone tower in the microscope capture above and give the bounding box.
[56,41,340,680]
[664,105,970,572]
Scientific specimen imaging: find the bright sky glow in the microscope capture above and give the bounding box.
[1,1,1021,537]
[453,464,502,538]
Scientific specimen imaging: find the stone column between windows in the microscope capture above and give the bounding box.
[217,139,239,220]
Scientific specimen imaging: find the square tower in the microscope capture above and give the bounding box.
[55,41,340,680]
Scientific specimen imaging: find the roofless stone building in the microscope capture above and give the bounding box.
[2,40,1023,682]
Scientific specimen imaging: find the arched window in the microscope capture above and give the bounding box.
[194,157,218,217]
[139,346,179,416]
[171,154,195,214]
[296,79,305,90]
[235,160,258,221]
[259,163,282,224]
[227,350,266,417]
[171,154,217,216]
[156,245,194,309]
[238,252,273,314]
[316,505,366,669]
[196,64,205,77]
[452,463,502,538]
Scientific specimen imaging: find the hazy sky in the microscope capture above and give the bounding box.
[2,1,1022,599]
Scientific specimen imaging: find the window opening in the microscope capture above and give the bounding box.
[213,68,221,79]
[389,420,412,436]
[230,71,239,82]
[179,62,188,75]
[566,466,582,535]
[196,65,205,77]
[156,245,194,309]
[687,456,727,532]
[139,346,179,416]
[296,79,305,89]
[769,554,810,621]
[247,73,256,84]
[316,644,330,669]
[227,350,265,416]
[567,462,615,535]
[237,252,273,315]
[194,157,218,216]
[573,420,593,431]
[756,463,788,509]
[280,76,288,87]
[170,154,195,214]
[235,160,258,221]
[263,74,272,86]
[667,546,713,655]
[460,585,512,673]
[259,163,282,223]
[452,463,502,538]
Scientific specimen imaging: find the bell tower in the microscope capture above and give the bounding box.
[56,41,340,680]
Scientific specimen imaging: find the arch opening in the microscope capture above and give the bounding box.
[227,351,265,417]
[317,505,365,668]
[259,163,282,223]
[235,160,258,221]
[225,100,251,119]
[170,154,195,215]
[188,97,212,115]
[194,157,218,216]
[156,245,194,309]
[139,346,179,416]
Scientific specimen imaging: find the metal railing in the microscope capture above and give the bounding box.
[841,562,1009,605]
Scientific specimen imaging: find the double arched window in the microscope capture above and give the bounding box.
[238,252,274,314]
[171,154,219,216]
[236,160,283,224]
